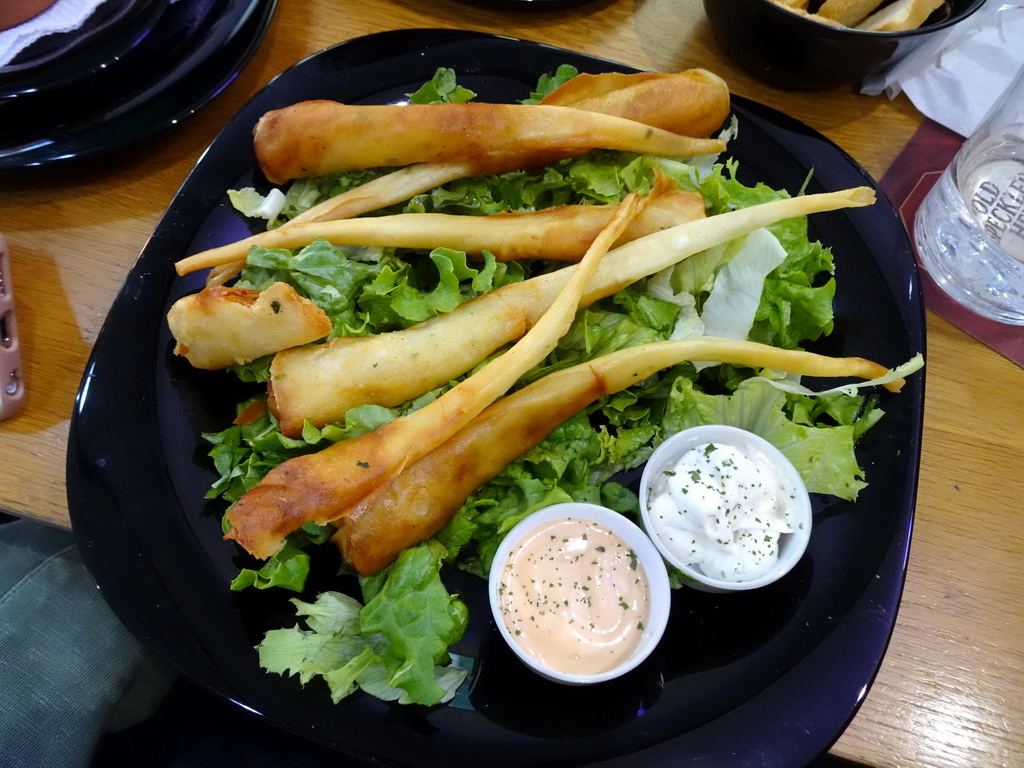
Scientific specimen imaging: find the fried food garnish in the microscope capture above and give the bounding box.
[268,186,875,437]
[333,336,903,575]
[539,69,730,138]
[224,191,650,558]
[253,102,726,185]
[193,69,731,284]
[166,282,331,370]
[856,0,944,31]
[779,0,941,30]
[173,188,705,276]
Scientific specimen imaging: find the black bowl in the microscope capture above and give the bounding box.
[703,0,986,90]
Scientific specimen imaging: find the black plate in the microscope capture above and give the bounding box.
[0,0,161,81]
[460,0,603,9]
[0,0,276,170]
[68,29,926,768]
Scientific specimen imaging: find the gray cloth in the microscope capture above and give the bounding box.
[0,519,174,767]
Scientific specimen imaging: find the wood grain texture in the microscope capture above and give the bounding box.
[1,0,1021,765]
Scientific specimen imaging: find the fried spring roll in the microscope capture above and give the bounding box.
[189,69,731,283]
[202,161,498,286]
[268,187,876,437]
[253,102,726,185]
[856,0,944,31]
[167,282,331,369]
[225,193,649,559]
[539,69,730,138]
[332,336,904,575]
[258,69,730,228]
[175,189,705,276]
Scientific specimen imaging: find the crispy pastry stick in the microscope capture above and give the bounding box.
[174,188,705,276]
[254,70,729,186]
[254,102,727,185]
[167,282,332,370]
[225,192,649,559]
[332,336,905,575]
[297,69,730,226]
[288,158,526,226]
[203,161,498,285]
[268,186,876,437]
[538,69,729,137]
[195,70,731,285]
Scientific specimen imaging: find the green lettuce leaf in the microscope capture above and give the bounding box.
[655,158,837,349]
[521,64,579,104]
[436,407,648,578]
[238,239,383,336]
[229,524,333,593]
[256,545,468,706]
[407,67,477,104]
[662,376,881,501]
[357,545,469,704]
[237,239,525,338]
[204,400,316,505]
[230,540,312,592]
[258,591,366,690]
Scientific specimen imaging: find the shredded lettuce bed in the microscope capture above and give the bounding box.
[204,67,894,707]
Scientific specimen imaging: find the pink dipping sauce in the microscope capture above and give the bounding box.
[496,516,651,676]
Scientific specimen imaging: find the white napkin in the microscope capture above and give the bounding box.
[0,0,109,67]
[861,1,1024,137]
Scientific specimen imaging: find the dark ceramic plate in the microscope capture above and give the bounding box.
[0,0,161,81]
[461,0,601,9]
[0,0,276,170]
[68,29,926,768]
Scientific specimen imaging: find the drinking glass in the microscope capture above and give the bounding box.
[915,66,1024,324]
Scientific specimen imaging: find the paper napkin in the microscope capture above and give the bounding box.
[861,1,1024,137]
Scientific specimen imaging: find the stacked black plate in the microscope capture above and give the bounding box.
[0,0,276,170]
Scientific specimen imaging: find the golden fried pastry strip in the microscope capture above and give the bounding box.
[174,189,705,276]
[291,161,479,225]
[333,336,903,575]
[225,191,649,559]
[817,0,885,26]
[268,186,875,437]
[857,0,944,31]
[539,69,730,138]
[166,282,331,370]
[253,102,726,185]
[282,68,731,226]
[195,69,730,284]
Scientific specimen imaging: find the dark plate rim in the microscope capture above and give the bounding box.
[0,0,161,81]
[0,0,277,171]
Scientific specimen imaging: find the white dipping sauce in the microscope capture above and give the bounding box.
[646,441,799,582]
[496,517,650,676]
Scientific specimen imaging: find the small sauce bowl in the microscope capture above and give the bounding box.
[488,502,670,685]
[639,425,812,593]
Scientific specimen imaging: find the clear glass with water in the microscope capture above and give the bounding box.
[915,67,1024,325]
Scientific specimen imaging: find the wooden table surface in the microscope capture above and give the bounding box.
[2,1,1022,766]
